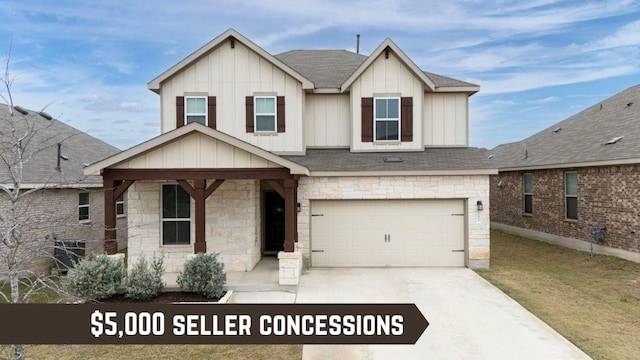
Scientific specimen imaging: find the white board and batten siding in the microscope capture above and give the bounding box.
[112,133,282,169]
[304,94,351,147]
[424,93,468,146]
[159,39,305,154]
[311,199,466,267]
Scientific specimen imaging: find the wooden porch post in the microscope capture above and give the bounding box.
[194,179,207,254]
[284,179,297,252]
[103,177,118,255]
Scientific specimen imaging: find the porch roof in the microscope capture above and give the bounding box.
[83,123,310,176]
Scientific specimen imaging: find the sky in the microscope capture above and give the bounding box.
[0,0,639,151]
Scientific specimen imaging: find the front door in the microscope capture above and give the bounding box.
[264,191,285,253]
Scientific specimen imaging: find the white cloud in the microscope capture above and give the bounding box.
[527,96,562,104]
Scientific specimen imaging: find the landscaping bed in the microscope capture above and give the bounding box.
[477,229,640,360]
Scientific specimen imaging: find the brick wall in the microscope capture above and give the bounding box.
[0,188,127,276]
[491,165,640,254]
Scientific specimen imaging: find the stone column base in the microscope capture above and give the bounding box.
[277,251,302,286]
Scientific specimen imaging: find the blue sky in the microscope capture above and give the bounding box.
[0,0,639,150]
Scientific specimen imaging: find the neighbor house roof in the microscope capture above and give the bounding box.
[490,84,640,171]
[0,104,120,187]
[283,148,496,176]
[149,28,478,94]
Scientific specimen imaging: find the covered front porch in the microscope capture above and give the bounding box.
[84,124,308,285]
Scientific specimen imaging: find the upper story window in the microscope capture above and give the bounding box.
[185,96,207,125]
[79,192,90,222]
[245,96,285,133]
[375,97,400,141]
[176,96,216,129]
[523,173,532,214]
[565,172,578,220]
[255,96,277,132]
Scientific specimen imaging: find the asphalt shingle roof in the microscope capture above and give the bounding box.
[0,104,120,186]
[283,148,494,172]
[275,50,476,90]
[490,84,640,170]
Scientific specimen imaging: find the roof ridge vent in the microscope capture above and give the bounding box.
[39,111,53,120]
[383,156,404,163]
[13,106,29,115]
[553,127,562,133]
[605,136,623,145]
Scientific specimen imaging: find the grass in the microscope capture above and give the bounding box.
[476,230,640,360]
[20,345,302,360]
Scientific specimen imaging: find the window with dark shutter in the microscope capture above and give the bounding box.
[246,96,254,133]
[361,97,374,142]
[176,96,185,128]
[401,97,413,142]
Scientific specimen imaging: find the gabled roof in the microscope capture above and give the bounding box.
[490,84,640,171]
[337,38,479,94]
[283,148,496,176]
[0,104,120,187]
[147,28,314,93]
[84,123,310,176]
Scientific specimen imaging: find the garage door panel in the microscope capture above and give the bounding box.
[311,199,466,267]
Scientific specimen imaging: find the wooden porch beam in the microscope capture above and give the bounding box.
[283,179,298,252]
[204,179,225,198]
[193,179,206,254]
[267,179,285,199]
[113,180,135,200]
[176,180,195,198]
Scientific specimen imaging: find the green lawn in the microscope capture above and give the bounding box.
[477,230,640,360]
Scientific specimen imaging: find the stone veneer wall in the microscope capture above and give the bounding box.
[296,175,491,269]
[491,165,640,256]
[126,180,260,279]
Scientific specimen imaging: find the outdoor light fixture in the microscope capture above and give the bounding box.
[477,200,484,211]
[297,202,301,213]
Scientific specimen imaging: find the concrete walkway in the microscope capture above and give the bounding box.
[225,261,591,359]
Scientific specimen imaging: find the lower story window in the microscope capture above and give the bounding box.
[565,172,578,220]
[162,184,191,245]
[79,192,90,221]
[116,194,125,216]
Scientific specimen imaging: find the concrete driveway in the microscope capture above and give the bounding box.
[297,268,591,360]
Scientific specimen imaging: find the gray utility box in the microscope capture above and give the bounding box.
[53,240,86,274]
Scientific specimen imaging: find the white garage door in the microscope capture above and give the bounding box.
[311,199,465,267]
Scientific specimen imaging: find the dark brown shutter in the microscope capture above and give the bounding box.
[361,97,374,142]
[277,96,285,133]
[245,96,254,133]
[207,96,216,129]
[176,96,185,128]
[401,97,413,142]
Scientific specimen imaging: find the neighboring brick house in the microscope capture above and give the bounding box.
[0,104,127,275]
[489,84,640,262]
[85,29,496,286]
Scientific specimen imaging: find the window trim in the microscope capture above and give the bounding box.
[79,192,90,222]
[523,173,533,215]
[116,194,125,217]
[253,96,277,133]
[161,183,192,246]
[373,97,401,142]
[184,96,207,126]
[564,171,578,220]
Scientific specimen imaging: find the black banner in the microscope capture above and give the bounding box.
[0,304,428,344]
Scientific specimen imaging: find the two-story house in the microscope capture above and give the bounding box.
[85,29,496,285]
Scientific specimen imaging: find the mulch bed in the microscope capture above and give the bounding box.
[101,291,224,303]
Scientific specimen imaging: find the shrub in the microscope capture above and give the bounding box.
[125,256,165,301]
[63,254,123,301]
[176,253,226,298]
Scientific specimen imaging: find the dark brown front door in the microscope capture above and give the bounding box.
[264,191,285,252]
